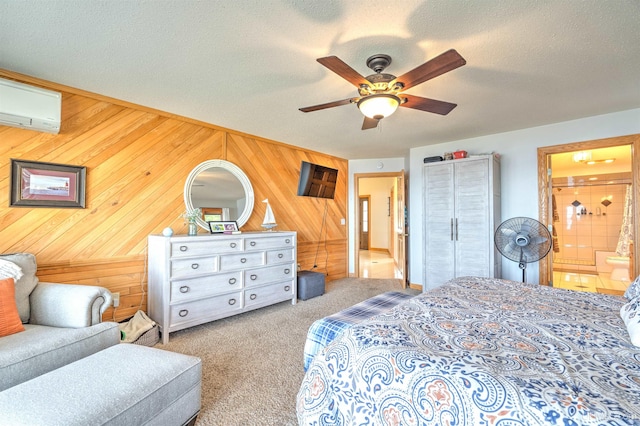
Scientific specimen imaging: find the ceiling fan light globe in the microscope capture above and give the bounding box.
[357,94,400,119]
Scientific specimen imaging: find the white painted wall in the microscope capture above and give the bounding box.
[409,108,640,288]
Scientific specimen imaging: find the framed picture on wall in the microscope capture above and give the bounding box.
[208,221,239,234]
[10,159,86,208]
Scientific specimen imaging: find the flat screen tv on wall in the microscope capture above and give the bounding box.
[296,161,338,199]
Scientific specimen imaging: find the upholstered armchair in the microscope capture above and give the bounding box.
[0,253,119,391]
[1,252,112,326]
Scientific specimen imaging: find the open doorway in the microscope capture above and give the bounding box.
[538,134,639,295]
[354,172,406,283]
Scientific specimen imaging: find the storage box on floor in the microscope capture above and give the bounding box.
[297,270,325,300]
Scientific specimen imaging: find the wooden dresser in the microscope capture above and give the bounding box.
[147,231,297,343]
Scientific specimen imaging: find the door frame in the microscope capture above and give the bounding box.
[537,134,640,285]
[354,171,406,280]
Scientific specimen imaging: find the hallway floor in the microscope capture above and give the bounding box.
[359,250,402,279]
[359,250,630,295]
[552,270,629,295]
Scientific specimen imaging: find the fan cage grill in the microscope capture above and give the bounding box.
[494,217,552,264]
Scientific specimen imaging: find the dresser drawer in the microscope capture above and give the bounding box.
[245,280,294,308]
[220,252,264,271]
[171,239,242,258]
[171,256,217,278]
[170,292,242,327]
[171,272,242,302]
[245,263,294,287]
[266,248,294,264]
[245,236,294,251]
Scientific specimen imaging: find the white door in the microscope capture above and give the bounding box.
[424,162,456,288]
[395,174,407,285]
[454,158,491,278]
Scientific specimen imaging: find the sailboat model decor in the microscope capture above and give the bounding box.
[261,199,277,231]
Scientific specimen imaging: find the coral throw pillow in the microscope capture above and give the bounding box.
[0,278,25,337]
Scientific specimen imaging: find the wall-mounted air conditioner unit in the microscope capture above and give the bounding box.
[0,77,62,134]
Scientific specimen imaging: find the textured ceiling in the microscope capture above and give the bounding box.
[1,0,639,159]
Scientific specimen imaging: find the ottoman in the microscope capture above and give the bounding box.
[0,344,201,425]
[297,270,325,300]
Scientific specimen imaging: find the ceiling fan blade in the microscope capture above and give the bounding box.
[393,49,466,91]
[317,56,372,88]
[400,94,457,115]
[299,98,355,113]
[361,116,379,130]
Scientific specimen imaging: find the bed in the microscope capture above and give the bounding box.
[303,291,415,371]
[297,276,640,425]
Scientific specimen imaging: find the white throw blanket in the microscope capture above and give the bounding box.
[118,310,156,343]
[0,259,23,281]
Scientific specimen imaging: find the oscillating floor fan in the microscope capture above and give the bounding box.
[494,217,552,282]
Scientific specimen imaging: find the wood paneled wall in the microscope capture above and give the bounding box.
[0,69,348,321]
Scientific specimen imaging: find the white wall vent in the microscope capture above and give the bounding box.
[0,77,62,134]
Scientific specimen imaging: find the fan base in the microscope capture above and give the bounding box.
[366,54,392,73]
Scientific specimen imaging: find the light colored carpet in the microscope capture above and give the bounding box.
[157,277,419,426]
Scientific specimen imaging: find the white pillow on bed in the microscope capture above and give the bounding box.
[620,295,640,347]
[625,275,640,300]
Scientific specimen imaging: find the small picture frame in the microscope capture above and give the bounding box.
[10,159,86,208]
[208,220,239,234]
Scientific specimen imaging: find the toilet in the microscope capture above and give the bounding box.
[606,256,631,281]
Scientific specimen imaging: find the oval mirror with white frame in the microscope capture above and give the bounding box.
[184,160,254,231]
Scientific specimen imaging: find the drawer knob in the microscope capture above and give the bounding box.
[250,274,257,281]
[285,239,291,244]
[241,258,247,264]
[284,285,290,292]
[191,263,199,269]
[284,268,291,274]
[228,298,236,305]
[179,286,190,293]
[250,241,257,247]
[230,242,237,248]
[179,309,189,317]
[278,253,283,259]
[228,277,237,285]
[179,245,188,252]
[250,293,257,300]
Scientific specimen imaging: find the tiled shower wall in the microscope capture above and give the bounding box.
[552,178,630,263]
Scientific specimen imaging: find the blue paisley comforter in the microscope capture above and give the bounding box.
[297,277,640,425]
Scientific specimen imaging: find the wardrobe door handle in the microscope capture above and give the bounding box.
[450,219,454,241]
[179,309,189,317]
[179,286,190,293]
[455,218,459,241]
[250,293,257,300]
[228,278,237,285]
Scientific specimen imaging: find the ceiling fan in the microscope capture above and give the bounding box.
[299,49,466,130]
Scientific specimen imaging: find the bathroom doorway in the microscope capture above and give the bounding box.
[538,134,640,294]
